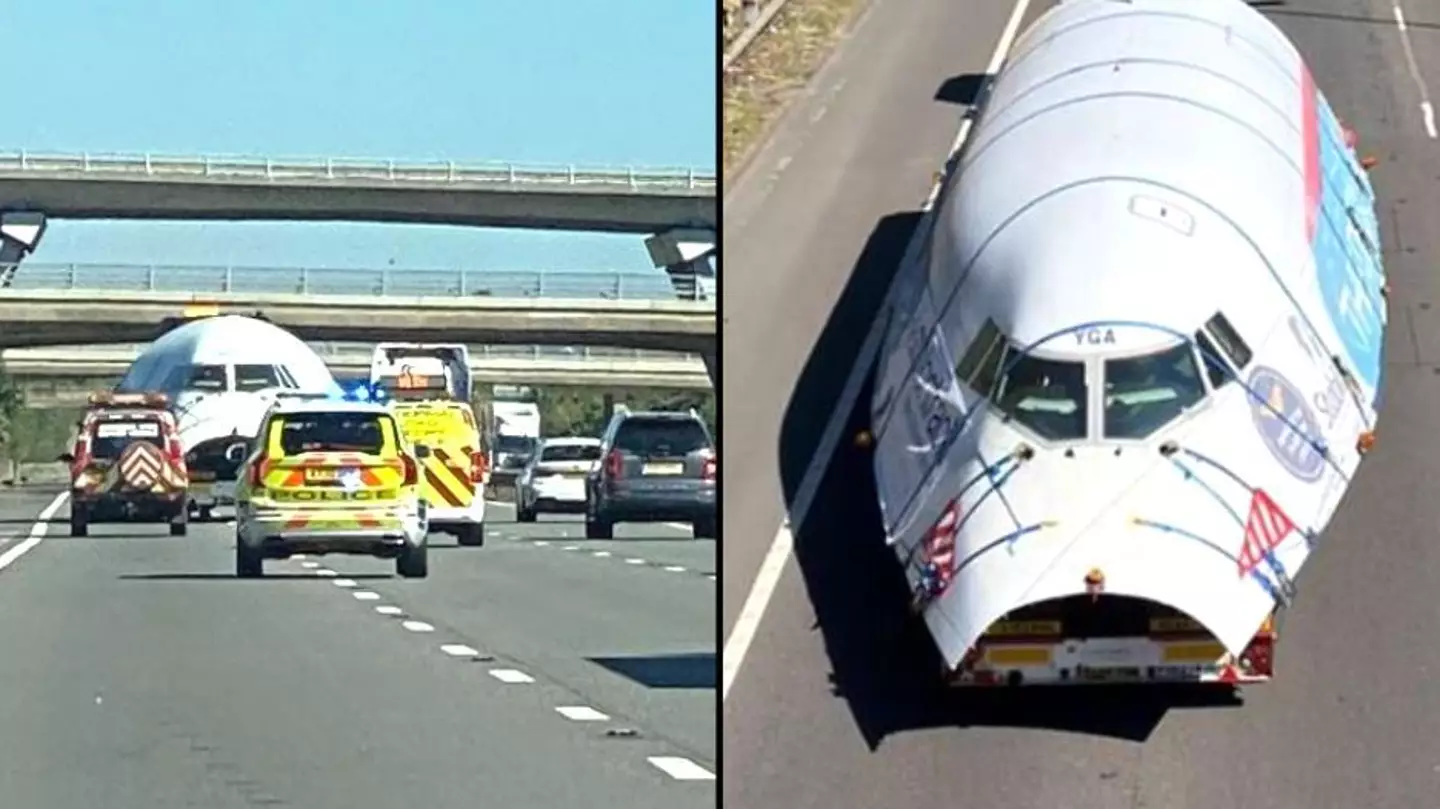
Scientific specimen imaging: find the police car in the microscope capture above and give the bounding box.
[232,393,430,579]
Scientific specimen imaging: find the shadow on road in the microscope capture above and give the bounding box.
[934,73,987,106]
[774,213,1240,749]
[590,652,715,689]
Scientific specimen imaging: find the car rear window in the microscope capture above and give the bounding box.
[275,412,389,456]
[91,418,165,459]
[614,419,710,456]
[541,443,601,463]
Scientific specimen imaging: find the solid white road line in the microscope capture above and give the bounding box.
[719,0,1035,704]
[554,705,611,722]
[647,756,716,781]
[488,668,535,684]
[0,491,68,573]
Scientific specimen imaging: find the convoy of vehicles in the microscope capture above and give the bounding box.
[232,394,430,579]
[515,437,602,521]
[368,343,489,547]
[584,408,717,539]
[61,392,192,538]
[869,0,1385,687]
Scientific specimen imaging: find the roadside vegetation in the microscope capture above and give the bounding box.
[723,0,874,180]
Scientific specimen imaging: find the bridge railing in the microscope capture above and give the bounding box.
[0,150,717,192]
[0,262,714,303]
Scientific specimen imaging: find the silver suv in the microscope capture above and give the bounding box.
[584,408,717,539]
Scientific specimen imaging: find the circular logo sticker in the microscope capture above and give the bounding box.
[1248,365,1325,483]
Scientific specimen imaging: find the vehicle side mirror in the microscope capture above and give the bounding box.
[224,443,248,464]
[414,445,432,459]
[56,452,75,464]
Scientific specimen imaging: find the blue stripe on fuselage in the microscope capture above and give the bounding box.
[1311,95,1386,398]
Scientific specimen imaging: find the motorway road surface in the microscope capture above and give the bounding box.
[724,0,1440,805]
[0,488,714,808]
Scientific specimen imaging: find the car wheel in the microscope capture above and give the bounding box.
[236,536,263,578]
[693,516,718,539]
[397,540,429,578]
[455,522,485,547]
[585,515,613,540]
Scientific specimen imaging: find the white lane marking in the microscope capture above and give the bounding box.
[563,545,580,551]
[1393,2,1438,138]
[535,540,550,546]
[593,551,612,558]
[293,554,307,559]
[488,668,535,684]
[720,0,1034,705]
[647,756,717,781]
[0,491,68,573]
[626,557,647,565]
[352,591,381,601]
[315,569,338,578]
[555,705,610,721]
[401,620,435,633]
[375,605,405,616]
[707,574,717,581]
[332,578,357,588]
[301,561,319,569]
[664,565,687,573]
[440,643,480,657]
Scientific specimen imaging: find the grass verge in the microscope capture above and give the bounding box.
[722,0,874,181]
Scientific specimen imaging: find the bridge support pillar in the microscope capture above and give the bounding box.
[0,212,47,288]
[645,228,715,301]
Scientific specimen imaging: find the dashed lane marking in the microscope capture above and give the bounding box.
[647,756,716,781]
[489,668,536,684]
[534,540,550,546]
[316,569,338,578]
[300,561,319,569]
[332,578,357,588]
[593,551,612,558]
[440,644,480,657]
[562,545,580,551]
[626,558,647,565]
[665,565,687,573]
[374,605,405,616]
[555,705,610,722]
[352,591,381,601]
[0,491,67,573]
[401,620,435,633]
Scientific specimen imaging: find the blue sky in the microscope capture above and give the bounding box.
[4,0,715,275]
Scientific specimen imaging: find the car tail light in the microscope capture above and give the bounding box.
[400,455,419,487]
[470,451,488,484]
[247,454,269,487]
[605,450,624,478]
[165,435,186,473]
[702,457,716,481]
[1238,633,1274,677]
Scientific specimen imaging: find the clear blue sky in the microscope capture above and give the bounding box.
[4,0,715,275]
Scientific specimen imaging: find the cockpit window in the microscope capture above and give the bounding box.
[1203,312,1252,371]
[234,364,285,393]
[954,318,1007,395]
[1103,342,1208,439]
[186,364,228,392]
[992,353,1089,441]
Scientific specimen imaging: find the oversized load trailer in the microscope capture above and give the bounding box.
[870,0,1386,687]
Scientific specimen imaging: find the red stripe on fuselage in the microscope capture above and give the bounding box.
[1301,65,1321,244]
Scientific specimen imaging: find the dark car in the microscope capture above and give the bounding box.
[584,408,717,539]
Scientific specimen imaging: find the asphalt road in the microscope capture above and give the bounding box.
[0,487,714,808]
[723,0,1440,806]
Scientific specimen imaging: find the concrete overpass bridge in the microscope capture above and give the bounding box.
[6,344,710,407]
[0,264,716,374]
[0,150,717,298]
